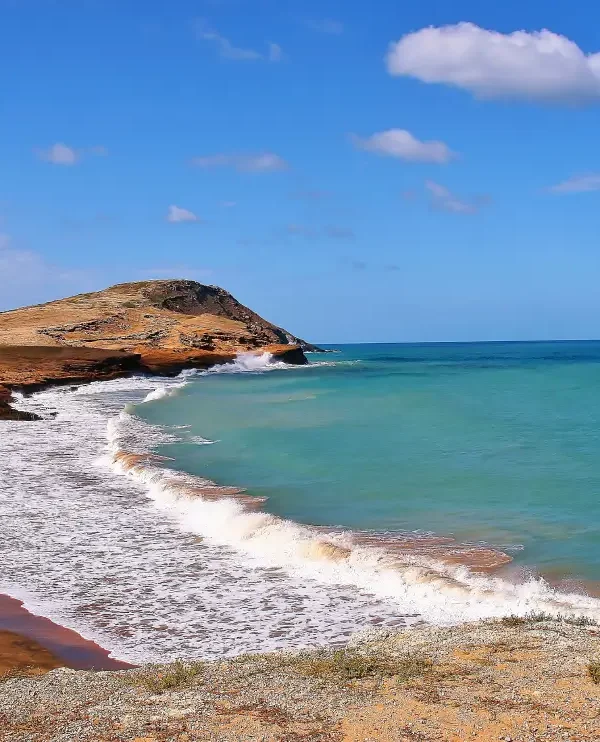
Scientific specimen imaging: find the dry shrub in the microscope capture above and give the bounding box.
[500,612,597,628]
[294,649,432,683]
[124,659,204,693]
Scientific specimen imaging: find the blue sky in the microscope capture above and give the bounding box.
[1,0,600,342]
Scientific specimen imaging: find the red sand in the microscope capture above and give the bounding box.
[0,594,132,671]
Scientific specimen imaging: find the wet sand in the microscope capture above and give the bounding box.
[0,594,131,671]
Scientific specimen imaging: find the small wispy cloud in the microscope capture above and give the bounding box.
[305,18,344,35]
[268,42,283,62]
[425,180,489,214]
[166,205,200,223]
[339,257,402,274]
[284,224,354,240]
[291,189,332,201]
[36,143,108,166]
[191,152,289,173]
[219,200,237,208]
[89,145,108,157]
[37,143,78,165]
[286,224,318,238]
[351,129,456,164]
[195,20,283,62]
[547,174,600,193]
[325,225,355,239]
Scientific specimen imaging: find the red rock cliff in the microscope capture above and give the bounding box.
[0,280,312,418]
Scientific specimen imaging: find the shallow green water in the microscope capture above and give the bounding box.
[137,342,600,581]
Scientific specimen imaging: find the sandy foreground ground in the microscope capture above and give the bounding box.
[1,616,599,742]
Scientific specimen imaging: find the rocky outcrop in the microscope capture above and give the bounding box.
[0,280,320,354]
[0,280,312,419]
[0,346,143,390]
[0,384,41,420]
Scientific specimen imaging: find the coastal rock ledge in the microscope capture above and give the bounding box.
[0,279,314,418]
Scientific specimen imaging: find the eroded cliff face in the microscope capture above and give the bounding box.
[0,280,311,417]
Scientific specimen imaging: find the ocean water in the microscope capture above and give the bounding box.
[2,341,600,663]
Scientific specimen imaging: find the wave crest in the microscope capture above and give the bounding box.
[106,407,600,626]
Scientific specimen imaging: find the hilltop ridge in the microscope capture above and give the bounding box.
[0,279,318,355]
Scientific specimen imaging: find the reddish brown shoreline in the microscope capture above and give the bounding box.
[0,594,132,671]
[0,343,307,420]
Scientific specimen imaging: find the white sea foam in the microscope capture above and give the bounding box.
[2,354,600,665]
[142,386,170,402]
[110,414,600,627]
[187,436,217,445]
[202,351,290,374]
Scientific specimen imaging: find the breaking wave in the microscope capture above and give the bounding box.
[107,360,600,626]
[2,350,600,664]
[204,351,291,374]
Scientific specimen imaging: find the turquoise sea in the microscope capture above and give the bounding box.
[3,340,600,663]
[138,341,600,583]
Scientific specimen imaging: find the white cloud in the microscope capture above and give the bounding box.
[548,174,600,193]
[219,200,237,208]
[37,143,79,165]
[268,43,283,62]
[195,20,282,63]
[386,23,600,104]
[306,19,344,35]
[284,224,354,239]
[36,143,108,165]
[425,180,488,214]
[191,152,289,172]
[351,129,456,164]
[166,205,200,223]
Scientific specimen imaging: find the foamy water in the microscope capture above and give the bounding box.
[1,350,600,663]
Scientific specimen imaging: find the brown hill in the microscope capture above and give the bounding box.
[0,280,314,418]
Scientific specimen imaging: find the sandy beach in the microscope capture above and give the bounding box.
[0,594,130,673]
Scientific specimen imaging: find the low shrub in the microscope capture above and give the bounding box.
[588,661,600,684]
[124,659,204,693]
[294,649,432,683]
[500,612,597,628]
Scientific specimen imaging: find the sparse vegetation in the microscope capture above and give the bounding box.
[124,659,204,693]
[588,661,600,684]
[293,649,432,683]
[499,612,598,628]
[0,666,41,683]
[500,615,529,627]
